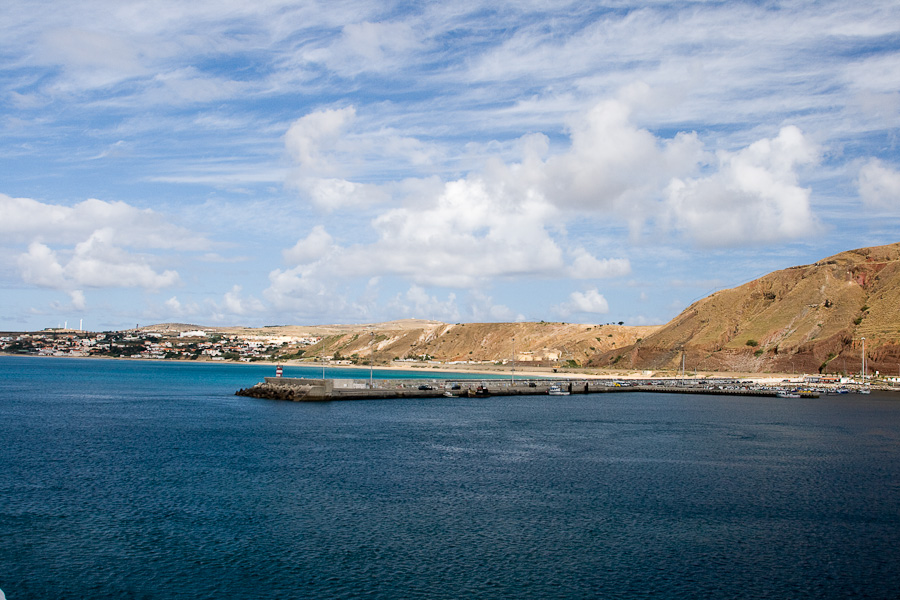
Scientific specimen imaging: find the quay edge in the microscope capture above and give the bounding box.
[235,377,821,402]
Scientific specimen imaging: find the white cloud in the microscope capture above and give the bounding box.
[284,106,441,210]
[17,232,180,292]
[69,290,86,311]
[165,296,183,313]
[337,175,566,287]
[389,285,461,323]
[37,27,147,91]
[465,290,518,322]
[222,285,265,316]
[664,126,820,246]
[858,158,900,209]
[18,243,66,288]
[310,21,422,76]
[278,100,653,287]
[296,177,390,211]
[162,295,202,319]
[0,194,208,250]
[283,225,334,265]
[542,98,705,213]
[8,1,898,329]
[1,194,213,298]
[554,288,610,317]
[567,248,631,279]
[285,107,356,173]
[264,264,360,320]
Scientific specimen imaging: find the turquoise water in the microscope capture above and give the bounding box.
[2,356,900,599]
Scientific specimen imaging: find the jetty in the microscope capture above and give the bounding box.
[235,376,820,401]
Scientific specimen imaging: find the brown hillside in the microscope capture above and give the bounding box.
[143,320,656,367]
[280,321,655,366]
[589,242,900,375]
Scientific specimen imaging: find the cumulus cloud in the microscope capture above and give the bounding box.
[264,263,359,320]
[285,107,356,173]
[165,296,184,313]
[2,194,212,297]
[465,290,519,322]
[389,285,461,323]
[0,194,208,249]
[664,126,820,246]
[284,106,433,210]
[567,248,631,279]
[283,225,334,265]
[275,98,823,323]
[297,178,390,211]
[542,98,705,212]
[279,101,646,288]
[554,289,610,317]
[69,290,86,311]
[222,285,265,316]
[350,176,566,287]
[18,232,179,292]
[858,158,900,209]
[18,243,66,288]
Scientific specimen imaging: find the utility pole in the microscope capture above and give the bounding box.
[370,331,375,388]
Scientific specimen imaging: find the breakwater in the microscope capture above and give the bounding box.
[235,376,820,401]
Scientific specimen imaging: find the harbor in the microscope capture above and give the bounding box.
[236,375,825,401]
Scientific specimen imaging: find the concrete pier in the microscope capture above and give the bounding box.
[235,377,819,401]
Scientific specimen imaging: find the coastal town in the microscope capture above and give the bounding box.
[0,328,322,363]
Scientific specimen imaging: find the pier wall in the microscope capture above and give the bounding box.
[236,377,819,401]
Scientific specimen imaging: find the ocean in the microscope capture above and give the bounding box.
[1,356,899,599]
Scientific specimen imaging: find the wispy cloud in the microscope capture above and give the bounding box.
[1,0,898,328]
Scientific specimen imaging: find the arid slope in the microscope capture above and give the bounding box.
[589,242,900,374]
[143,320,656,367]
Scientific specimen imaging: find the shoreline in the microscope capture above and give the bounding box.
[3,351,895,389]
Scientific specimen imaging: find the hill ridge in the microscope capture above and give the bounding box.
[589,241,900,374]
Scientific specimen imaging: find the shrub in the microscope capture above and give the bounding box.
[746,339,759,347]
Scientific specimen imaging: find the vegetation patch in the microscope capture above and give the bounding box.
[819,352,837,373]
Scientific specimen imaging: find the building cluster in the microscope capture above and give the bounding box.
[0,330,322,362]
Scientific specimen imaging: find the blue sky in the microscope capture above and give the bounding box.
[2,0,899,331]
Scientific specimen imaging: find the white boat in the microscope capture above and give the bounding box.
[777,391,801,398]
[548,384,570,396]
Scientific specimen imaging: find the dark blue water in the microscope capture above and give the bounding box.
[2,356,899,599]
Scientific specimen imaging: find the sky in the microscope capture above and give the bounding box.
[2,0,899,331]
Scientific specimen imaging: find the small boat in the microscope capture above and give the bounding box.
[858,387,871,394]
[443,391,454,397]
[777,391,801,398]
[548,385,570,396]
